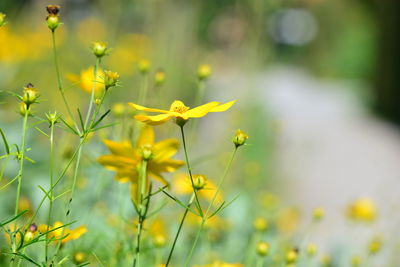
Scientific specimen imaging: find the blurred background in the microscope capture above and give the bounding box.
[1,0,400,265]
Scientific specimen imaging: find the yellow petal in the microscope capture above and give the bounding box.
[116,168,138,183]
[210,100,237,112]
[149,159,184,173]
[184,102,220,118]
[134,114,174,125]
[136,126,155,147]
[148,171,169,185]
[153,139,180,161]
[103,139,135,157]
[128,102,170,113]
[97,155,136,170]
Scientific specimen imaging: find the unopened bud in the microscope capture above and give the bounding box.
[24,231,35,242]
[141,145,153,161]
[193,175,207,190]
[104,70,120,89]
[198,64,211,80]
[73,252,86,264]
[92,42,108,58]
[0,13,6,27]
[256,241,270,257]
[46,5,60,31]
[154,70,166,86]
[19,103,30,116]
[313,207,325,221]
[153,234,166,248]
[22,83,39,108]
[138,59,151,74]
[253,217,268,232]
[233,129,249,148]
[286,249,298,263]
[46,112,58,126]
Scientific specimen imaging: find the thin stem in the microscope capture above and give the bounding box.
[51,30,79,134]
[84,57,101,128]
[179,125,203,216]
[133,162,150,267]
[14,110,29,217]
[184,147,238,267]
[165,193,195,267]
[45,123,55,262]
[256,257,264,267]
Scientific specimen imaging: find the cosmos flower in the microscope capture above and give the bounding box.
[97,126,184,185]
[128,100,236,125]
[66,66,104,93]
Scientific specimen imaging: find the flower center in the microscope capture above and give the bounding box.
[172,105,189,114]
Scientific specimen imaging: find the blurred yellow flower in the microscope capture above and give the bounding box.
[97,126,184,184]
[173,173,222,205]
[66,66,104,94]
[129,100,236,125]
[347,198,377,222]
[277,208,300,233]
[39,221,87,244]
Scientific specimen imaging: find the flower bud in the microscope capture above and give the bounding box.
[306,243,317,257]
[198,64,211,80]
[73,252,86,264]
[95,98,101,105]
[112,103,126,117]
[193,175,207,190]
[28,223,37,233]
[313,207,325,221]
[24,231,35,243]
[46,6,60,31]
[0,13,6,27]
[253,217,268,232]
[104,70,120,89]
[154,69,166,86]
[46,111,58,126]
[351,255,361,267]
[256,241,270,257]
[19,103,30,117]
[141,145,153,161]
[285,249,298,263]
[92,41,108,58]
[368,237,382,254]
[22,83,39,108]
[138,59,151,74]
[153,234,166,248]
[233,129,249,148]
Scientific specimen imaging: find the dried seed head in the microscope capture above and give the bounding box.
[46,5,60,15]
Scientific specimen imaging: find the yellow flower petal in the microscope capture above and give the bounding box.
[128,102,170,113]
[103,139,136,158]
[134,114,174,125]
[210,100,237,112]
[136,126,155,147]
[184,101,220,118]
[153,139,180,161]
[97,155,136,171]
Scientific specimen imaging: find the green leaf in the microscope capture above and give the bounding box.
[0,128,10,154]
[0,210,27,227]
[161,189,200,217]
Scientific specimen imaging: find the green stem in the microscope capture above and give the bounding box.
[45,123,55,262]
[179,125,203,216]
[14,110,29,217]
[165,193,195,267]
[133,162,150,267]
[84,57,101,128]
[184,147,237,267]
[256,257,264,267]
[51,30,79,134]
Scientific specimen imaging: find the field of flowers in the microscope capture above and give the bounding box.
[0,1,390,267]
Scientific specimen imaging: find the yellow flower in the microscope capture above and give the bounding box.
[66,66,105,94]
[347,198,376,222]
[97,126,184,185]
[129,100,236,126]
[39,221,87,244]
[173,173,222,205]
